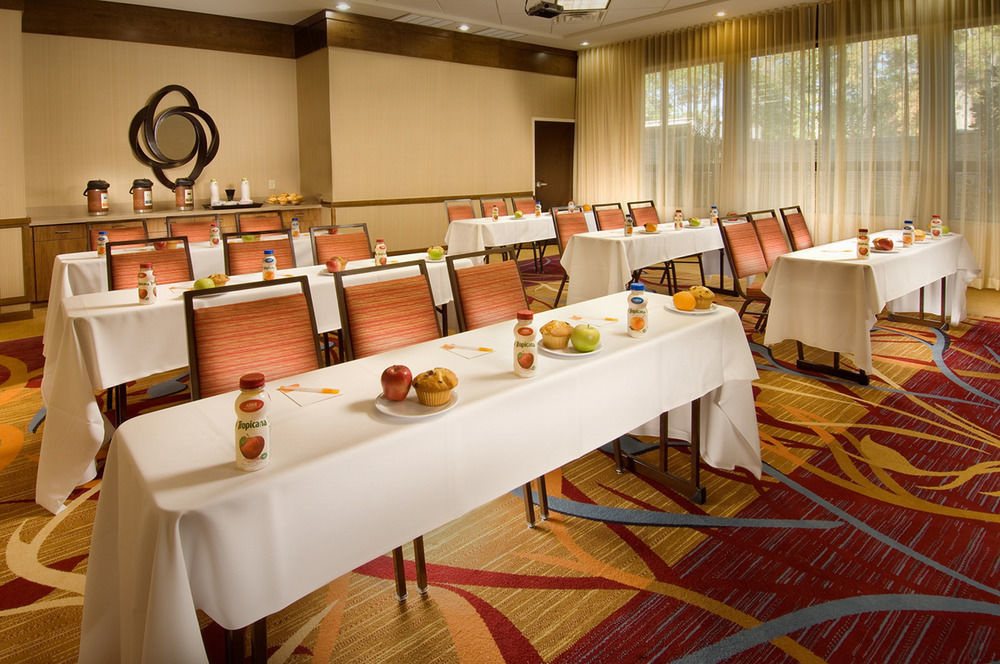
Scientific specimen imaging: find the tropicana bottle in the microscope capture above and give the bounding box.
[513,309,537,378]
[235,372,270,471]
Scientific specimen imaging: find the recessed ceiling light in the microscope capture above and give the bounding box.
[336,3,350,11]
[580,41,590,46]
[715,11,726,17]
[459,24,470,31]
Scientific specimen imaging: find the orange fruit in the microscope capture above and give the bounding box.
[629,316,645,331]
[645,222,657,232]
[673,291,696,311]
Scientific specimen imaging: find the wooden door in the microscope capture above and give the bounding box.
[533,120,574,212]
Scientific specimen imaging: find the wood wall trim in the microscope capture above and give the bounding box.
[324,191,535,208]
[21,0,294,58]
[0,1,24,11]
[296,11,576,78]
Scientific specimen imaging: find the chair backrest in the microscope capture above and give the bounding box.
[166,215,219,243]
[626,200,659,227]
[480,198,509,217]
[593,203,626,230]
[87,220,148,251]
[718,220,768,296]
[184,276,321,399]
[551,208,590,253]
[236,212,283,233]
[105,238,194,290]
[779,205,814,251]
[446,249,528,332]
[746,209,789,270]
[310,223,372,265]
[512,197,536,215]
[223,230,296,275]
[444,198,476,222]
[334,261,440,360]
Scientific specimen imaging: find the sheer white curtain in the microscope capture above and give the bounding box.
[574,0,1000,287]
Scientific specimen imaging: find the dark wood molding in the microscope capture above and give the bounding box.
[0,1,24,11]
[324,191,535,209]
[21,0,294,58]
[295,11,576,78]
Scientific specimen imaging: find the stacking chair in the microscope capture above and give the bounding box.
[166,214,219,243]
[551,208,590,307]
[480,197,509,217]
[512,196,537,215]
[310,223,373,265]
[236,211,283,233]
[444,198,477,222]
[86,219,148,251]
[779,205,814,251]
[747,209,791,270]
[624,200,678,287]
[445,248,548,525]
[593,202,626,231]
[333,260,438,600]
[223,230,296,275]
[718,219,771,330]
[105,237,193,290]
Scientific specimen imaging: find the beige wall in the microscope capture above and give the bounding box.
[22,34,300,211]
[327,47,576,249]
[0,9,26,219]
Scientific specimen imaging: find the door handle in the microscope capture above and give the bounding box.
[535,180,548,188]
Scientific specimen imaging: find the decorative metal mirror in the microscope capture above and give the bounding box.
[128,85,220,189]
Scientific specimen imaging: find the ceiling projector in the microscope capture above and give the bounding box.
[525,1,564,18]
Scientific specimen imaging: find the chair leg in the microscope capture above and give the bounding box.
[554,275,567,308]
[392,546,407,602]
[413,536,428,596]
[523,482,537,527]
[696,254,706,286]
[612,437,624,473]
[537,475,549,521]
[250,618,267,664]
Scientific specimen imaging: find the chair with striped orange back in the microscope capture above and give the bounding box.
[223,230,296,275]
[444,198,476,223]
[512,196,537,215]
[626,200,660,228]
[446,249,528,332]
[183,276,322,400]
[747,209,790,270]
[87,220,148,251]
[166,215,219,243]
[310,224,372,265]
[480,198,509,217]
[550,208,590,307]
[593,202,626,230]
[779,205,814,251]
[106,238,194,290]
[718,219,770,330]
[236,212,283,233]
[333,261,441,361]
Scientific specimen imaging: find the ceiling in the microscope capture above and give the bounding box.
[112,0,813,51]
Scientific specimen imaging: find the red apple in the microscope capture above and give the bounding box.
[326,256,348,273]
[381,364,412,401]
[153,241,167,250]
[873,237,894,251]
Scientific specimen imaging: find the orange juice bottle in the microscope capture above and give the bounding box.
[627,283,647,338]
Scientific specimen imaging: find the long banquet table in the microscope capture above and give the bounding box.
[761,230,980,374]
[36,253,457,514]
[443,211,597,255]
[78,291,761,663]
[560,223,726,303]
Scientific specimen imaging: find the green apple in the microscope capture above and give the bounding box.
[193,278,216,290]
[514,210,524,218]
[570,324,600,352]
[427,246,445,260]
[688,218,701,227]
[941,225,950,234]
[241,234,257,242]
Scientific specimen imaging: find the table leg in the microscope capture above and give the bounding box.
[250,618,267,664]
[795,342,869,385]
[888,276,949,331]
[224,628,244,664]
[413,536,428,596]
[523,482,537,527]
[392,547,407,602]
[537,475,549,520]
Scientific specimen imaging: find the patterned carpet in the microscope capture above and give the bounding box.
[1,260,999,663]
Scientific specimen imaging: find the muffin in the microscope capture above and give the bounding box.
[208,273,230,287]
[540,320,573,349]
[412,367,458,406]
[688,285,715,309]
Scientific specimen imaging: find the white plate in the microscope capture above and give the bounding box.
[539,342,603,358]
[871,248,899,254]
[664,302,719,315]
[424,256,446,262]
[375,391,458,418]
[318,268,341,276]
[639,229,662,234]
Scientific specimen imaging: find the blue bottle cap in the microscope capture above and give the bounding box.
[264,249,274,255]
[630,283,645,291]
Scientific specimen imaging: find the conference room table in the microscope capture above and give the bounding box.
[78,291,761,664]
[761,230,980,377]
[41,236,315,349]
[35,252,457,515]
[443,210,597,256]
[560,222,726,304]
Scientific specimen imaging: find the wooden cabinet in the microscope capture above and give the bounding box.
[33,224,87,301]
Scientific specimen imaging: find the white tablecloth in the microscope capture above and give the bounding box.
[35,253,455,514]
[762,231,980,373]
[560,224,726,304]
[78,292,760,663]
[443,212,597,255]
